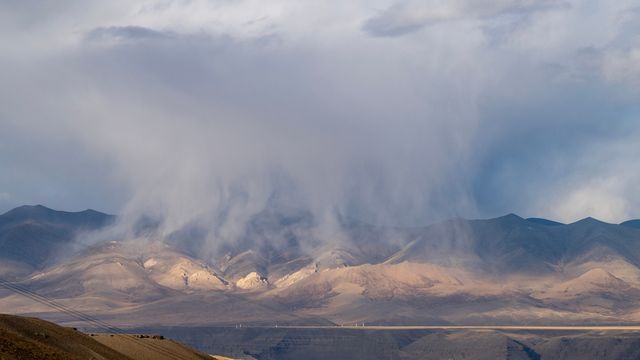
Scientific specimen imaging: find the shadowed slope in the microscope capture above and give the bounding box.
[621,220,640,229]
[0,314,131,360]
[0,205,115,268]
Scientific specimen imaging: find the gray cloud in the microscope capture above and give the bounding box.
[363,0,565,37]
[85,26,172,42]
[0,0,639,256]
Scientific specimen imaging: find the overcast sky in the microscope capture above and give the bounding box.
[1,0,639,232]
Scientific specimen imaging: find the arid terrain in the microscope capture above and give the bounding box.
[3,205,640,358]
[3,205,640,327]
[5,311,640,360]
[0,314,207,359]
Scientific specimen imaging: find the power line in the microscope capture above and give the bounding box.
[0,279,191,359]
[0,279,198,360]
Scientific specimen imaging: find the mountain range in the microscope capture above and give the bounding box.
[1,205,640,327]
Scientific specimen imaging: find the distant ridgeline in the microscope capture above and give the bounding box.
[2,205,640,328]
[0,205,114,268]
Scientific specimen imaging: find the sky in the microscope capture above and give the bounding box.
[0,0,639,237]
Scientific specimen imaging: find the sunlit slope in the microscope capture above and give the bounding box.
[3,206,640,325]
[0,314,130,359]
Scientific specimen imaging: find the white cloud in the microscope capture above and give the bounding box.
[546,180,631,223]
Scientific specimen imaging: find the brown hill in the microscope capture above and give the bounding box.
[0,314,209,360]
[0,314,130,360]
[91,334,209,360]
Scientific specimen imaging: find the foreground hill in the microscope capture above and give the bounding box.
[0,314,130,359]
[0,314,209,360]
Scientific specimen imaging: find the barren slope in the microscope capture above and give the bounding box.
[0,314,131,360]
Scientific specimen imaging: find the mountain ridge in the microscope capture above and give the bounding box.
[0,205,115,270]
[3,205,640,327]
[4,204,637,234]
